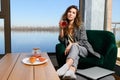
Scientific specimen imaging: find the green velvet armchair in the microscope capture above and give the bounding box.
[55,30,117,70]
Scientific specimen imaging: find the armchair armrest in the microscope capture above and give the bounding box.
[55,43,66,67]
[103,44,117,70]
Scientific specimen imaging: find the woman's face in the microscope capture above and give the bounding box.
[67,8,77,22]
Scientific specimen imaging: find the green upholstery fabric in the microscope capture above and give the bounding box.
[55,30,117,70]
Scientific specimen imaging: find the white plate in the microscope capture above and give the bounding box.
[22,57,48,65]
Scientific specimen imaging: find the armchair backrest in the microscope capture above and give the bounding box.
[86,30,116,55]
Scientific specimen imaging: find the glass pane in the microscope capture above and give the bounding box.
[112,0,120,58]
[11,0,79,53]
[111,24,120,58]
[0,19,5,54]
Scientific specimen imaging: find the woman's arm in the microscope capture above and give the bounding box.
[59,28,64,38]
[58,28,66,44]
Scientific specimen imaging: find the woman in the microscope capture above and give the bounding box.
[57,5,101,79]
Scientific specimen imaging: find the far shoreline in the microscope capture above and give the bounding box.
[0,26,59,32]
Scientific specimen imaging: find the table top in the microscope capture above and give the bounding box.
[0,53,60,80]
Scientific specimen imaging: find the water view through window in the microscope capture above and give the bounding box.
[0,30,59,54]
[1,0,120,54]
[11,31,59,53]
[3,0,79,54]
[0,29,120,54]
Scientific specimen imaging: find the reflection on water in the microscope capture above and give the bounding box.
[11,31,59,53]
[0,31,59,54]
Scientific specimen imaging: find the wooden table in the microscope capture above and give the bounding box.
[0,53,60,80]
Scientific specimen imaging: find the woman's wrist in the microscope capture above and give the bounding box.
[60,29,64,37]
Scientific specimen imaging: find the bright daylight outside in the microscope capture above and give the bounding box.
[112,0,120,58]
[0,0,79,54]
[0,0,120,58]
[0,0,120,80]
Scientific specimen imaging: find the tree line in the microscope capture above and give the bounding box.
[0,26,59,32]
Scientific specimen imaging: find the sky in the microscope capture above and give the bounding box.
[112,0,120,22]
[10,0,79,27]
[0,0,120,27]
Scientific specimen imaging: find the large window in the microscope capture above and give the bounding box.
[112,0,120,58]
[10,0,79,53]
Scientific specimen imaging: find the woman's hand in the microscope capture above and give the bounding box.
[64,40,73,55]
[59,20,68,29]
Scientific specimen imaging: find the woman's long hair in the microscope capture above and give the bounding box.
[61,5,82,28]
[60,5,82,36]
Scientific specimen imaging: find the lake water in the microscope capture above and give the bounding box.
[0,31,59,54]
[0,30,120,54]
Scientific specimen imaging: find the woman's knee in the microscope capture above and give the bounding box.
[71,43,79,48]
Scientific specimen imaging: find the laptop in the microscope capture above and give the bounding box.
[76,66,115,80]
